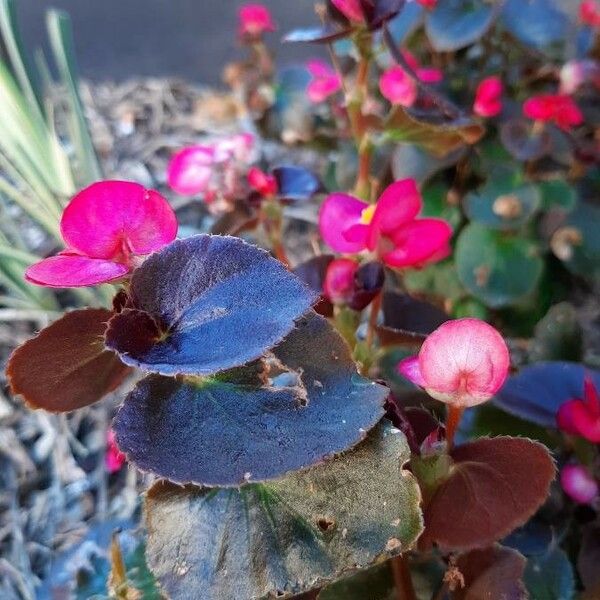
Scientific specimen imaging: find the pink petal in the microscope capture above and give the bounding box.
[584,375,600,415]
[397,355,427,387]
[239,4,276,36]
[61,181,177,259]
[384,219,452,268]
[307,77,342,103]
[474,76,503,117]
[247,167,278,197]
[319,193,368,254]
[379,66,418,107]
[561,464,599,504]
[323,258,358,304]
[306,59,335,78]
[342,223,370,246]
[417,318,510,408]
[168,146,215,195]
[417,68,443,84]
[331,0,365,22]
[581,0,600,27]
[570,401,600,443]
[25,254,128,288]
[367,179,422,250]
[557,399,582,435]
[417,0,437,9]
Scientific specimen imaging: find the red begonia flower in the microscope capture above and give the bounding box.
[323,258,358,304]
[238,4,276,37]
[248,167,279,197]
[397,318,510,408]
[523,94,584,130]
[557,376,600,442]
[319,179,452,269]
[580,0,600,27]
[561,464,599,504]
[331,0,365,22]
[25,181,177,288]
[416,0,437,9]
[473,76,504,118]
[306,60,343,103]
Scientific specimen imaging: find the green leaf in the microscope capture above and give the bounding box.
[524,547,575,600]
[385,106,484,158]
[421,182,462,229]
[317,562,395,600]
[455,223,543,308]
[530,302,583,363]
[554,201,600,281]
[144,423,423,600]
[46,9,103,185]
[538,180,576,212]
[464,181,541,231]
[425,0,498,51]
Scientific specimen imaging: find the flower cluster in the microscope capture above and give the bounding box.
[167,133,256,204]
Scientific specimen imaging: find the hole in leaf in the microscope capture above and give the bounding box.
[317,516,336,532]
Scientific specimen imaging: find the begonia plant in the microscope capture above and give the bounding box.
[6,0,600,597]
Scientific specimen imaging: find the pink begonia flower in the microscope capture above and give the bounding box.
[560,59,600,95]
[397,318,510,408]
[331,0,365,22]
[561,464,599,504]
[238,4,276,37]
[380,52,443,107]
[248,167,278,197]
[580,0,600,27]
[402,50,443,84]
[319,179,452,269]
[168,134,256,198]
[416,0,437,9]
[306,60,343,103]
[106,429,127,474]
[557,376,600,443]
[25,181,177,288]
[473,76,504,118]
[523,94,584,131]
[380,66,418,107]
[323,258,358,304]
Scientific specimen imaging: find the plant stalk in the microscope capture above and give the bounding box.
[391,554,417,600]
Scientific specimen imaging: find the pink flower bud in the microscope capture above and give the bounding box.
[331,0,365,22]
[473,76,503,118]
[397,318,510,408]
[561,464,599,504]
[238,4,276,37]
[248,167,279,197]
[323,258,358,304]
[106,429,127,474]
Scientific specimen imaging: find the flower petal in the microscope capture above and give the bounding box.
[319,193,368,253]
[418,318,510,408]
[397,355,427,387]
[61,181,178,259]
[379,66,418,107]
[383,218,452,268]
[368,179,422,251]
[561,464,599,504]
[25,254,128,288]
[167,146,214,196]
